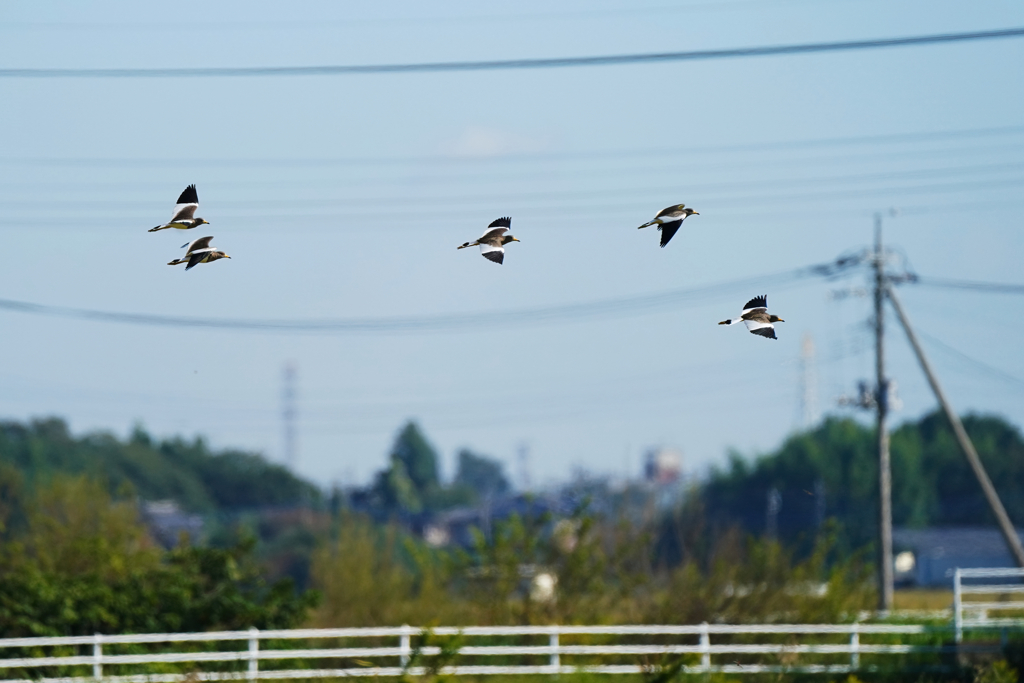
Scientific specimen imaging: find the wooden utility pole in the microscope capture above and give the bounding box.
[887,287,1024,568]
[874,214,894,611]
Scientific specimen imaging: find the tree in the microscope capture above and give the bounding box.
[0,417,321,514]
[367,422,448,514]
[0,476,319,637]
[454,450,510,500]
[701,411,1024,553]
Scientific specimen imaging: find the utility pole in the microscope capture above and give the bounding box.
[874,213,894,612]
[887,287,1024,568]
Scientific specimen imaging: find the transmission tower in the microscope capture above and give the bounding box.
[799,332,819,428]
[517,442,531,492]
[282,363,297,469]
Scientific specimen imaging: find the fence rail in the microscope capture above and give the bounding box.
[2,618,1022,681]
[953,566,1024,642]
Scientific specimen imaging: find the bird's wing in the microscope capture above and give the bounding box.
[656,204,684,218]
[488,216,512,229]
[170,184,199,222]
[748,325,778,340]
[658,219,683,248]
[480,244,505,264]
[185,236,214,253]
[479,227,509,243]
[185,249,212,271]
[741,295,768,314]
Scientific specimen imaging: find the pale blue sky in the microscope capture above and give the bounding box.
[1,1,1022,488]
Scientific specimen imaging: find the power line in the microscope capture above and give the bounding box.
[0,266,825,335]
[914,276,1024,294]
[3,27,1023,79]
[914,328,1024,391]
[4,124,1024,167]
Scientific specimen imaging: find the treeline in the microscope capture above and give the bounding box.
[0,417,320,513]
[701,411,1024,553]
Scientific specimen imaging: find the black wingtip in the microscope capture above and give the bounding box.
[488,216,512,229]
[482,251,505,265]
[176,184,199,205]
[750,327,777,340]
[658,220,682,247]
[743,295,768,310]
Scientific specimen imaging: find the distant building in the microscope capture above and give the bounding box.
[140,500,203,548]
[893,526,1024,587]
[419,494,565,548]
[644,447,683,485]
[643,446,685,509]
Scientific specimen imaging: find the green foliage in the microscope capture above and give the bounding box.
[0,476,319,637]
[308,512,473,627]
[369,422,453,514]
[365,423,504,515]
[454,449,510,500]
[974,660,1019,683]
[703,411,1024,550]
[0,417,321,514]
[401,629,464,683]
[309,505,871,630]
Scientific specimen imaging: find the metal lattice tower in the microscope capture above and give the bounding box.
[282,363,297,469]
[799,332,819,428]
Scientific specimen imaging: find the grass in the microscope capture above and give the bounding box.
[893,589,954,611]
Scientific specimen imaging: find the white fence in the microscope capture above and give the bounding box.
[954,566,1024,642]
[0,621,1018,681]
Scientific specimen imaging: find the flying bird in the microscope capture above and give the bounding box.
[166,236,231,271]
[457,217,520,264]
[637,204,699,247]
[149,184,209,232]
[718,295,785,340]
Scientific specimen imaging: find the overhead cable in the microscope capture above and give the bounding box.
[2,27,1023,79]
[915,276,1024,294]
[0,266,828,335]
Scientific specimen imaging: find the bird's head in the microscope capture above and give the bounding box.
[685,208,699,216]
[769,315,784,323]
[198,218,211,226]
[212,251,231,261]
[503,235,521,244]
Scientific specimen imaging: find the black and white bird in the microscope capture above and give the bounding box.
[718,295,785,340]
[457,217,520,264]
[637,204,699,248]
[149,184,209,232]
[167,236,231,271]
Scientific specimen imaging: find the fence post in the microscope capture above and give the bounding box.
[849,623,859,671]
[247,627,259,681]
[699,622,710,672]
[92,633,103,680]
[549,628,560,671]
[400,625,411,667]
[954,568,963,644]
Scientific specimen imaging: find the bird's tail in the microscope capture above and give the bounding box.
[637,220,656,230]
[149,225,166,232]
[457,242,474,249]
[718,318,738,325]
[167,258,186,266]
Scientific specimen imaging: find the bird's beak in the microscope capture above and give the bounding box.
[778,318,784,322]
[515,237,521,242]
[224,255,232,259]
[693,212,700,216]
